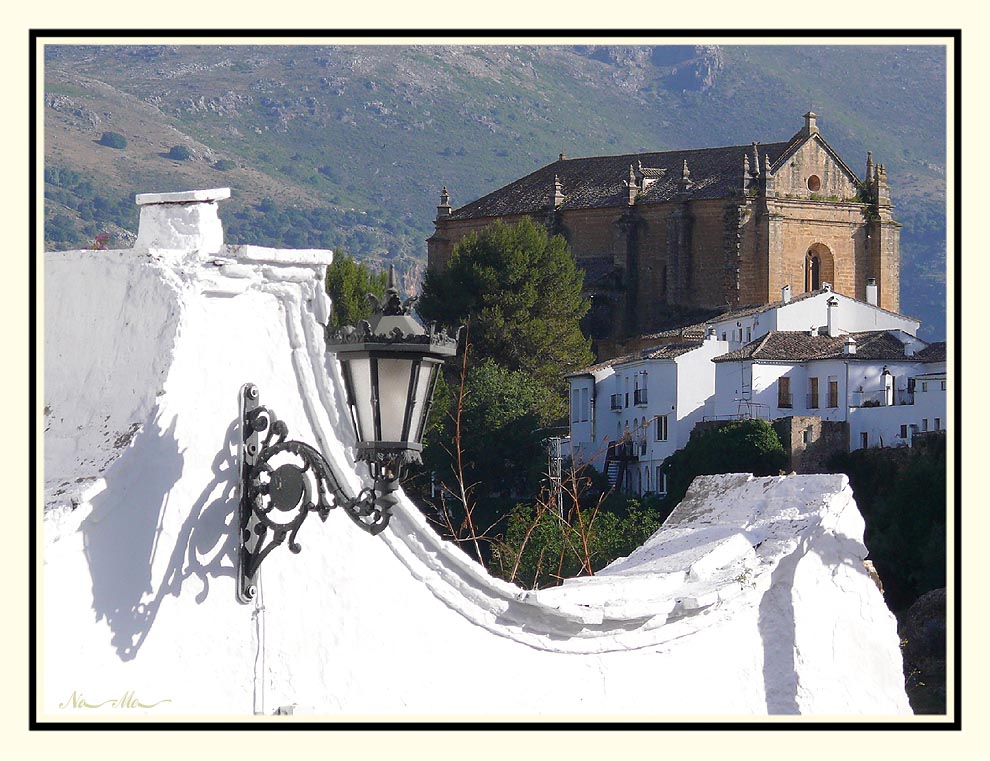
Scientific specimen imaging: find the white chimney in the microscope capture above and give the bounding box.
[781,284,792,304]
[826,296,839,337]
[133,187,231,255]
[843,336,857,355]
[809,325,819,337]
[866,278,878,306]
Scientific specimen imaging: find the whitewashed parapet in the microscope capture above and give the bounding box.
[41,188,910,717]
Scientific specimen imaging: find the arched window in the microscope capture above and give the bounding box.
[804,243,835,293]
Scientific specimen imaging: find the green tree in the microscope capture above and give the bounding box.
[659,420,787,509]
[97,132,127,149]
[418,218,594,393]
[828,438,946,613]
[323,252,389,329]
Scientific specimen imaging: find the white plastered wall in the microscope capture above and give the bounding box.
[41,193,911,719]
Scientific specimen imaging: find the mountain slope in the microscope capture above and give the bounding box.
[42,42,948,337]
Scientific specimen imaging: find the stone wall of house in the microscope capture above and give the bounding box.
[773,415,850,474]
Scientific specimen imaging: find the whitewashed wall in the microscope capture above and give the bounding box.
[41,191,911,718]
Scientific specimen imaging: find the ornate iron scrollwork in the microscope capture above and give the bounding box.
[237,383,398,604]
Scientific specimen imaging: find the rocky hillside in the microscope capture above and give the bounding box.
[42,43,948,337]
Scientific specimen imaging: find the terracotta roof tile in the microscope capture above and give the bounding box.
[915,341,946,363]
[567,340,703,377]
[713,330,916,363]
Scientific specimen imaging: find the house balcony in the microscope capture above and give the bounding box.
[634,388,648,406]
[850,389,915,408]
[606,440,641,462]
[610,393,623,411]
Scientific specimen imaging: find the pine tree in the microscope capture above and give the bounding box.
[324,253,389,329]
[418,218,593,391]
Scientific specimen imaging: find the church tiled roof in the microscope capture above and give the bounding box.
[448,140,797,220]
[713,330,916,364]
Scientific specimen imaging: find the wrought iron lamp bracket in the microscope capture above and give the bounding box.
[236,383,399,604]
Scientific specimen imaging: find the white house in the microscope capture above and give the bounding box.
[712,330,946,451]
[705,282,920,352]
[568,334,729,495]
[567,282,943,495]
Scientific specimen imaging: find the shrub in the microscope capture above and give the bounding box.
[213,159,236,171]
[659,419,787,509]
[489,494,665,589]
[97,132,127,149]
[167,145,192,161]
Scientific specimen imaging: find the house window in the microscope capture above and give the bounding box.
[655,415,669,442]
[802,429,810,445]
[808,377,819,409]
[900,424,908,439]
[921,381,928,392]
[778,376,792,408]
[581,387,590,422]
[656,467,667,496]
[828,378,839,408]
[861,432,869,449]
[745,327,751,342]
[922,419,928,432]
[941,380,946,391]
[571,389,580,424]
[807,175,822,192]
[935,417,941,431]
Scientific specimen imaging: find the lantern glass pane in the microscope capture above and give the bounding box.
[408,361,437,445]
[376,357,413,442]
[346,357,374,443]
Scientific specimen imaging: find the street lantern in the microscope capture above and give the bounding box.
[326,266,459,484]
[236,266,460,603]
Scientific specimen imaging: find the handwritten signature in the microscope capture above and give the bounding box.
[59,690,172,710]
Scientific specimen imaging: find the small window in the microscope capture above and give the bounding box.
[722,332,727,341]
[807,175,822,192]
[922,419,928,432]
[746,327,751,342]
[655,415,668,442]
[941,380,946,391]
[900,424,908,439]
[802,429,810,445]
[828,379,839,408]
[861,432,869,449]
[580,387,590,422]
[778,376,792,408]
[571,389,580,424]
[935,417,942,431]
[922,381,929,392]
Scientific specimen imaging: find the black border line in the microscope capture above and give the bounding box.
[30,28,962,732]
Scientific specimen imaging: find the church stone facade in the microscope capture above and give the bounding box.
[427,113,900,354]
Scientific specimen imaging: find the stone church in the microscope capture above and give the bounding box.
[427,113,900,357]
